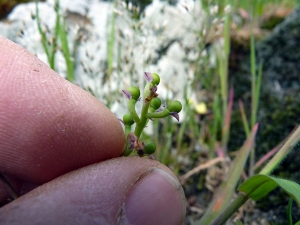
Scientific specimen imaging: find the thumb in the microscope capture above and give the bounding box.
[0,157,186,225]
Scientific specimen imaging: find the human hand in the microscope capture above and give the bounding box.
[0,36,185,225]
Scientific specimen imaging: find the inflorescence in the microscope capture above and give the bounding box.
[120,72,182,158]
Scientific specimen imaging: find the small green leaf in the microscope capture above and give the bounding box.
[238,174,300,206]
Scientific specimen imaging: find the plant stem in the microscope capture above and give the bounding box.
[211,193,249,225]
[50,0,60,69]
[122,143,132,156]
[219,11,230,153]
[128,100,140,123]
[287,198,294,225]
[122,100,151,156]
[134,101,151,138]
[249,19,257,177]
[238,99,250,136]
[146,109,169,119]
[59,14,75,82]
[107,0,116,79]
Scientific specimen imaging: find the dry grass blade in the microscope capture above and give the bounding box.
[180,157,230,185]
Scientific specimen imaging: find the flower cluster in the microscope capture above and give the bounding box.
[120,72,182,157]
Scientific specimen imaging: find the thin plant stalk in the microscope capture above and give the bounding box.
[104,0,117,108]
[250,21,259,128]
[161,132,172,165]
[35,0,51,68]
[238,99,250,136]
[35,0,74,81]
[210,192,249,225]
[50,0,61,69]
[152,119,160,157]
[219,10,231,154]
[209,94,221,158]
[176,86,190,149]
[249,17,263,176]
[107,0,116,76]
[221,86,234,154]
[59,15,75,82]
[175,88,192,164]
[287,198,293,225]
[173,99,192,174]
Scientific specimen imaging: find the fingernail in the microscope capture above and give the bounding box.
[123,168,186,225]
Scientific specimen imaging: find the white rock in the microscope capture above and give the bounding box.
[0,0,220,123]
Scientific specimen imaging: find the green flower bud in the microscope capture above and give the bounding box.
[151,73,160,85]
[129,86,140,101]
[123,113,135,126]
[150,98,162,110]
[167,100,182,113]
[144,142,156,154]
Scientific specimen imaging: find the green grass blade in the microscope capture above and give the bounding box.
[107,0,116,79]
[49,0,61,69]
[59,15,74,82]
[238,99,250,136]
[287,198,293,225]
[35,0,51,66]
[255,61,263,114]
[250,20,256,128]
[209,94,221,158]
[221,86,234,153]
[260,126,300,175]
[238,175,300,206]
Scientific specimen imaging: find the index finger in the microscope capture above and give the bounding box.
[0,36,125,184]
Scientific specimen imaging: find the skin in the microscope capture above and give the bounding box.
[0,36,185,225]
